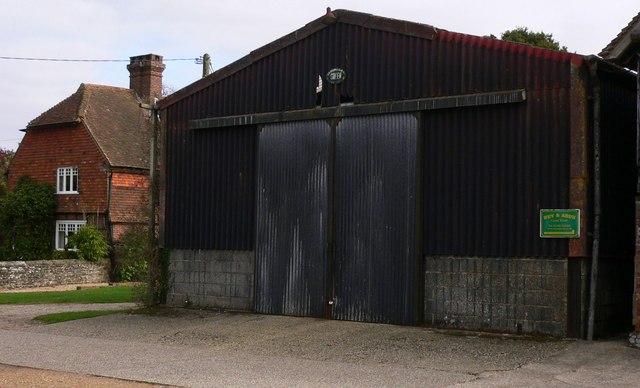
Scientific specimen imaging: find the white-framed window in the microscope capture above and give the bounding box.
[56,220,86,250]
[57,167,78,193]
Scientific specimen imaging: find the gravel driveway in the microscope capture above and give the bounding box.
[1,301,639,386]
[31,309,568,373]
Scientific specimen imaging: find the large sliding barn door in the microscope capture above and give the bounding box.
[256,121,330,317]
[256,114,419,324]
[333,114,419,324]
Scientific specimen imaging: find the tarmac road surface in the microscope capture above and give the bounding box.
[0,303,639,387]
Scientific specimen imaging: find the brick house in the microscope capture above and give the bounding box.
[600,12,640,347]
[8,54,164,260]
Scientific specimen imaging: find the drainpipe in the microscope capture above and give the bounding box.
[106,170,115,281]
[587,60,601,341]
[635,53,640,332]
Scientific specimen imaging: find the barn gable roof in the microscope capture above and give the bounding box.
[159,8,578,110]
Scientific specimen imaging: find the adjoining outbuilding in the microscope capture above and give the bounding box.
[600,11,640,347]
[158,9,637,338]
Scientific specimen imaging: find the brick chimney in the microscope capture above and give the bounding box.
[127,54,165,103]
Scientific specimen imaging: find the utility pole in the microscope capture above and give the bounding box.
[140,99,159,306]
[202,53,211,78]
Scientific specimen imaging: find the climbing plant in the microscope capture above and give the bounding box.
[0,175,55,260]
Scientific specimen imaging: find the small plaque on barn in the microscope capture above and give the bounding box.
[540,209,580,238]
[326,68,346,84]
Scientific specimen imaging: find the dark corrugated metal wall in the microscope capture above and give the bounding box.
[423,100,569,257]
[158,12,639,332]
[164,115,256,250]
[256,121,330,317]
[163,20,578,257]
[196,24,572,115]
[333,114,419,324]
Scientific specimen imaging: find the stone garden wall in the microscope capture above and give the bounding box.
[0,260,108,290]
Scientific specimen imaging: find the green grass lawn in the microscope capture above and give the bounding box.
[0,285,137,304]
[33,309,130,324]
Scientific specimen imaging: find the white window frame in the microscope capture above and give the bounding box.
[57,167,79,194]
[55,220,86,250]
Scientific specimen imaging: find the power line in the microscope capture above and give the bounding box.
[0,56,200,63]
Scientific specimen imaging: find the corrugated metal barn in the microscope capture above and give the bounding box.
[158,9,637,338]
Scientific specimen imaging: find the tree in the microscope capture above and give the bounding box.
[0,148,15,198]
[162,84,175,97]
[490,27,568,51]
[0,175,55,260]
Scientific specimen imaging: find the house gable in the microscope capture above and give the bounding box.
[9,121,109,214]
[10,81,153,215]
[26,83,151,170]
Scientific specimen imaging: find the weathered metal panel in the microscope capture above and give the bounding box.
[569,61,590,258]
[256,120,330,317]
[163,15,580,258]
[333,113,419,324]
[163,111,256,250]
[423,95,569,257]
[189,90,527,130]
[163,19,578,118]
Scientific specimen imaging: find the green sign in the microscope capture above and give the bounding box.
[540,209,580,238]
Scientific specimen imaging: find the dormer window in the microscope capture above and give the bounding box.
[57,167,78,194]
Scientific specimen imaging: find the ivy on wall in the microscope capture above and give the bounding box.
[0,176,55,260]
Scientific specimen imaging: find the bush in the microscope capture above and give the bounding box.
[114,226,149,282]
[67,225,110,262]
[0,176,55,260]
[50,250,79,260]
[118,259,148,282]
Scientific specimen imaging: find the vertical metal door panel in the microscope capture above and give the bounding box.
[164,122,256,250]
[256,120,330,317]
[333,113,419,324]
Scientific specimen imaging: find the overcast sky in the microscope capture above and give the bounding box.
[0,0,637,151]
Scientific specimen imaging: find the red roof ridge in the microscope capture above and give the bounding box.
[82,83,133,92]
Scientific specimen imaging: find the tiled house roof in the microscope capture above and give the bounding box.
[27,84,151,169]
[599,12,640,67]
